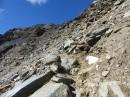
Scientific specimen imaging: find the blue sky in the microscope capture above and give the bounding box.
[0,0,94,34]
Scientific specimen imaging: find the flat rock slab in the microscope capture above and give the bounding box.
[99,81,125,97]
[30,82,72,97]
[0,70,54,97]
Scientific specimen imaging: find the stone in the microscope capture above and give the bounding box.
[45,54,63,73]
[114,0,124,5]
[10,74,19,81]
[106,54,112,60]
[102,70,109,77]
[105,29,113,37]
[86,27,109,46]
[61,58,79,72]
[67,45,76,54]
[124,10,130,18]
[1,70,54,97]
[51,74,74,85]
[30,82,72,97]
[50,64,58,72]
[72,47,81,54]
[64,39,74,49]
[45,54,61,65]
[86,56,99,65]
[92,27,109,36]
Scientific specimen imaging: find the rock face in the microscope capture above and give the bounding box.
[1,0,130,97]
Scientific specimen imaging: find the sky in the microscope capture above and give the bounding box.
[0,0,94,34]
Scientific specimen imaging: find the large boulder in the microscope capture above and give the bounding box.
[0,70,54,97]
[30,82,72,97]
[45,54,62,73]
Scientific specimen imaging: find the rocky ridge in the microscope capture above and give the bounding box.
[0,0,130,97]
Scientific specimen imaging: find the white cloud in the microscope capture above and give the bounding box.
[26,0,48,5]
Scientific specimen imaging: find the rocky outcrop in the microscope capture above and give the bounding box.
[1,0,130,97]
[1,70,54,97]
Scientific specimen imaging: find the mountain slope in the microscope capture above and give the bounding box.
[0,0,130,97]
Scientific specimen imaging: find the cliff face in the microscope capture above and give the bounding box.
[1,0,130,97]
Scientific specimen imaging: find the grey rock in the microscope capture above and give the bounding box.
[45,54,63,73]
[50,64,59,73]
[45,54,61,65]
[67,45,76,54]
[61,58,79,72]
[30,82,72,97]
[88,27,109,37]
[114,0,124,5]
[64,39,74,49]
[86,27,109,46]
[10,74,19,81]
[0,70,54,97]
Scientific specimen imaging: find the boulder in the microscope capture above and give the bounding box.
[0,70,54,97]
[30,82,72,97]
[61,58,79,72]
[45,54,61,65]
[64,39,74,49]
[86,27,109,46]
[50,64,59,73]
[45,54,63,73]
[102,70,110,77]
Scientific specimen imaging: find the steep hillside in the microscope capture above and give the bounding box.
[0,0,130,97]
